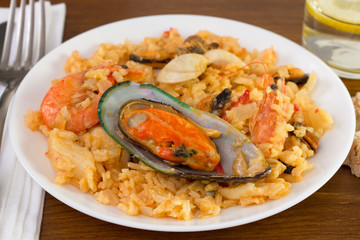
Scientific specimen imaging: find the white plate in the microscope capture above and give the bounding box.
[9,14,355,232]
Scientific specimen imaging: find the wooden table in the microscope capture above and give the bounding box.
[6,0,360,239]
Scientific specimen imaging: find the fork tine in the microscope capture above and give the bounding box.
[13,0,26,70]
[0,0,47,149]
[0,0,16,69]
[37,0,46,61]
[24,0,35,69]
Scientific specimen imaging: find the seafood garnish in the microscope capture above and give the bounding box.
[273,67,309,85]
[178,35,209,54]
[98,81,271,182]
[197,88,232,116]
[291,122,319,152]
[118,99,221,171]
[40,63,131,133]
[129,49,172,68]
[204,49,247,67]
[250,73,291,158]
[286,68,309,85]
[157,49,248,83]
[157,53,209,83]
[176,35,218,55]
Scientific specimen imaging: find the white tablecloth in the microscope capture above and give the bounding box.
[0,2,66,239]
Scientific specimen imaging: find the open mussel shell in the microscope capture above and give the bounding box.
[98,81,270,183]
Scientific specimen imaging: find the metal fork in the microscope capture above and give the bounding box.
[0,0,45,149]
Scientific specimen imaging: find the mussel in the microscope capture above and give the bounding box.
[273,67,309,85]
[177,35,210,55]
[291,122,319,152]
[98,81,271,182]
[176,35,219,55]
[129,49,172,68]
[197,88,232,117]
[118,99,221,172]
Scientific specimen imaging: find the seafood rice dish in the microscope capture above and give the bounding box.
[25,28,333,220]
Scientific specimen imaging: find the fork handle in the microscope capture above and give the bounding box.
[0,85,17,150]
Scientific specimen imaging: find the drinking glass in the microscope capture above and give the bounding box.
[302,0,360,79]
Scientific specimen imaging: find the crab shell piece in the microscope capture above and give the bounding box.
[98,81,270,182]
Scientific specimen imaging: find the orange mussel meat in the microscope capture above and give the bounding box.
[122,107,220,171]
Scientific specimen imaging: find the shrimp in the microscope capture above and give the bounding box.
[40,62,144,133]
[249,73,293,158]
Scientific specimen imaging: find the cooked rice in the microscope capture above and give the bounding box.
[25,29,333,220]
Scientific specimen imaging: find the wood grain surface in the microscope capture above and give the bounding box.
[2,0,360,239]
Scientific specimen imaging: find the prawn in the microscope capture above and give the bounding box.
[249,71,291,158]
[40,62,145,133]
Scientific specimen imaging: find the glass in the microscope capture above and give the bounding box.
[302,0,360,79]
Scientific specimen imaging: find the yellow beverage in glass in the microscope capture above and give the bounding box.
[302,0,360,79]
